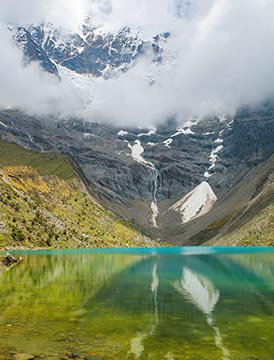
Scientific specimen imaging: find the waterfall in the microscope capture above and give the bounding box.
[150,168,160,228]
[128,140,160,227]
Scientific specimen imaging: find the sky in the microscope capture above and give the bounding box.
[0,0,273,127]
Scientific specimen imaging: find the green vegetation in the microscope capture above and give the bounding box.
[234,203,274,246]
[0,139,75,180]
[206,213,236,231]
[207,185,274,246]
[0,140,156,249]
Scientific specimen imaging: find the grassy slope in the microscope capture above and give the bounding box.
[0,139,75,180]
[0,141,156,249]
[205,159,274,246]
[207,189,274,246]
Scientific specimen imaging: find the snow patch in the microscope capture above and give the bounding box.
[208,145,223,171]
[83,132,95,137]
[117,130,128,136]
[170,182,217,224]
[203,132,215,136]
[165,117,197,144]
[163,138,173,148]
[137,129,156,137]
[0,121,7,128]
[171,127,194,138]
[128,140,155,168]
[147,142,157,147]
[204,171,212,179]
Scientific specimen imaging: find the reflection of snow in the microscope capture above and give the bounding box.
[165,352,175,360]
[179,267,220,316]
[151,263,159,324]
[127,262,159,359]
[129,332,147,359]
[174,267,230,360]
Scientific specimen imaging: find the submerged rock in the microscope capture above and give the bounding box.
[1,253,22,267]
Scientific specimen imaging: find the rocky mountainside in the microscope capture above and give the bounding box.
[0,139,156,249]
[0,103,273,246]
[11,20,165,78]
[14,26,59,76]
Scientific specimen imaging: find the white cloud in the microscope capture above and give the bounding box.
[87,0,214,38]
[0,0,89,31]
[0,26,79,115]
[0,0,274,127]
[83,0,274,126]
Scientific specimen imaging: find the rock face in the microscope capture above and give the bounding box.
[0,104,273,244]
[11,21,164,78]
[14,27,59,76]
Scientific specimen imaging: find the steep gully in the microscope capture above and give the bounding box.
[128,140,160,227]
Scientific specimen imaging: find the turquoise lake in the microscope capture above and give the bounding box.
[1,247,274,359]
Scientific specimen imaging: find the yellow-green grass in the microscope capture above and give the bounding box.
[0,139,75,180]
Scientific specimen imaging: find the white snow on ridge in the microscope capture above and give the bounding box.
[163,127,194,148]
[171,127,194,138]
[203,132,214,136]
[137,129,156,137]
[162,116,198,149]
[118,130,128,136]
[163,138,173,148]
[170,182,217,224]
[203,140,224,179]
[209,145,223,171]
[0,121,7,128]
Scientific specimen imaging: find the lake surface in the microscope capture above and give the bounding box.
[1,247,274,359]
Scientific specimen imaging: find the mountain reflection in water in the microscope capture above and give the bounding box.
[0,248,274,359]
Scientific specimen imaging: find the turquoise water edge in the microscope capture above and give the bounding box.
[1,247,274,359]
